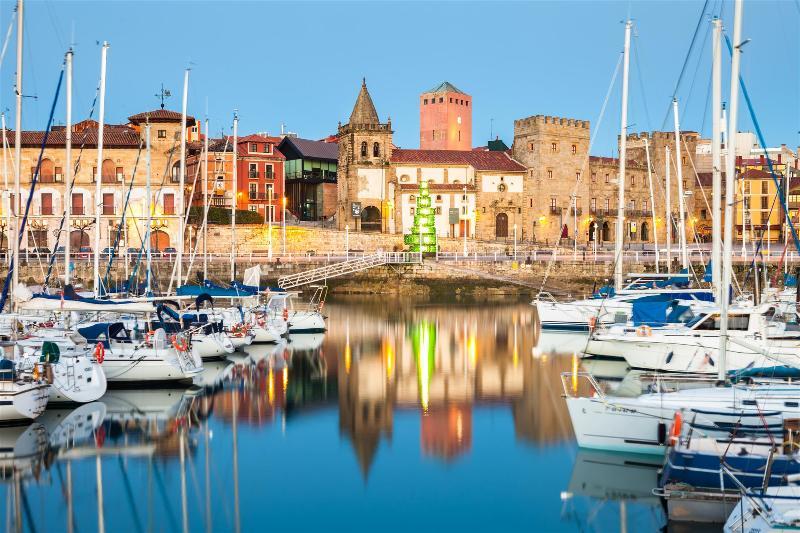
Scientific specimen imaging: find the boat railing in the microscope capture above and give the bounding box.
[560,371,607,399]
[533,291,559,304]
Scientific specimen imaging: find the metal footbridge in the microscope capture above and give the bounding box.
[277,252,421,289]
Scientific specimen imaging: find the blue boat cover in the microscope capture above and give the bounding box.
[631,295,674,326]
[592,285,616,299]
[176,281,254,297]
[655,268,691,289]
[729,365,800,382]
[784,272,797,288]
[702,261,712,282]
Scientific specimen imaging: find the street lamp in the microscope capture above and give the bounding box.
[282,196,287,256]
[513,223,517,261]
[462,184,468,258]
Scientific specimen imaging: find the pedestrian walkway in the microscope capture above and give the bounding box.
[277,252,421,289]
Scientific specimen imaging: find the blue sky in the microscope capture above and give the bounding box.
[1,1,797,156]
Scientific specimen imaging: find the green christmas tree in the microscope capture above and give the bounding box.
[404,179,437,253]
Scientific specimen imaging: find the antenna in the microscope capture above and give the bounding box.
[155,83,172,109]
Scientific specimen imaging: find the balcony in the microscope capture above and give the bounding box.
[570,207,583,216]
[210,197,229,208]
[249,171,260,179]
[248,192,275,202]
[549,206,562,215]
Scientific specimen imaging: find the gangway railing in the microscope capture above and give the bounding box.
[277,252,421,289]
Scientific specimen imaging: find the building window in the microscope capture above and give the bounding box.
[449,98,453,103]
[439,97,443,103]
[249,205,258,212]
[550,197,557,209]
[265,164,274,179]
[498,183,506,192]
[360,142,367,157]
[591,172,596,182]
[629,200,635,211]
[102,193,115,215]
[605,198,610,210]
[409,195,416,203]
[249,163,258,179]
[465,101,469,107]
[157,129,167,139]
[590,198,596,212]
[263,144,272,154]
[266,184,274,199]
[163,193,175,215]
[631,175,635,187]
[410,207,415,215]
[249,143,258,152]
[571,144,577,155]
[423,99,428,105]
[700,209,707,219]
[249,183,258,200]
[683,179,687,189]
[643,199,648,211]
[547,170,553,180]
[435,206,442,214]
[605,174,610,184]
[682,156,686,165]
[576,171,581,181]
[435,195,443,202]
[373,142,380,158]
[40,193,53,215]
[71,193,83,215]
[551,142,557,152]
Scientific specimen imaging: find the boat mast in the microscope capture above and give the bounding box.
[665,145,671,271]
[231,112,238,282]
[145,122,152,295]
[93,42,108,298]
[711,18,723,303]
[12,0,22,308]
[672,99,689,270]
[721,0,744,381]
[177,68,189,286]
[644,138,659,273]
[614,19,632,291]
[2,113,9,267]
[64,48,73,286]
[203,118,209,281]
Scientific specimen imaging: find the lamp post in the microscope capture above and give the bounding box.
[513,223,517,261]
[282,196,286,256]
[268,187,273,259]
[345,224,349,257]
[463,184,468,258]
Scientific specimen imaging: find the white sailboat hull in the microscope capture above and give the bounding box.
[0,382,50,421]
[288,310,326,333]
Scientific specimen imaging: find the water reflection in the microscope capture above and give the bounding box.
[0,297,658,532]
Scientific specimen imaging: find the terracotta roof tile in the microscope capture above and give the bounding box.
[2,128,141,148]
[390,149,525,172]
[128,109,196,126]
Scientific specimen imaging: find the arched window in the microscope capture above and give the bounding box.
[373,142,380,157]
[360,142,367,157]
[101,159,116,183]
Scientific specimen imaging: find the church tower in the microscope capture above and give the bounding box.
[337,79,394,232]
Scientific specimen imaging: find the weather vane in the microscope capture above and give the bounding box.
[155,84,172,109]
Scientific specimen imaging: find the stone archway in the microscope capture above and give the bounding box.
[601,221,611,242]
[640,221,649,241]
[588,222,596,242]
[70,230,90,249]
[495,212,508,239]
[360,206,381,232]
[150,230,170,251]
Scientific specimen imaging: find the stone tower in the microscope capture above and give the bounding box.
[336,79,393,232]
[419,81,472,151]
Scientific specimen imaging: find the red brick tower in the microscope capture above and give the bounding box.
[419,82,472,151]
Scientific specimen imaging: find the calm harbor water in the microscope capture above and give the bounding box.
[0,296,668,532]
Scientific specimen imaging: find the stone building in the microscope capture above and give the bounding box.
[337,80,526,240]
[336,79,393,232]
[511,114,700,246]
[4,109,194,252]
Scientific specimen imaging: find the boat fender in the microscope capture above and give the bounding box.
[588,317,597,331]
[94,342,105,364]
[657,422,667,445]
[669,412,682,444]
[283,308,289,321]
[636,325,652,337]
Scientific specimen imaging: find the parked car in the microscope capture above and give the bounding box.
[78,246,92,259]
[32,247,52,257]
